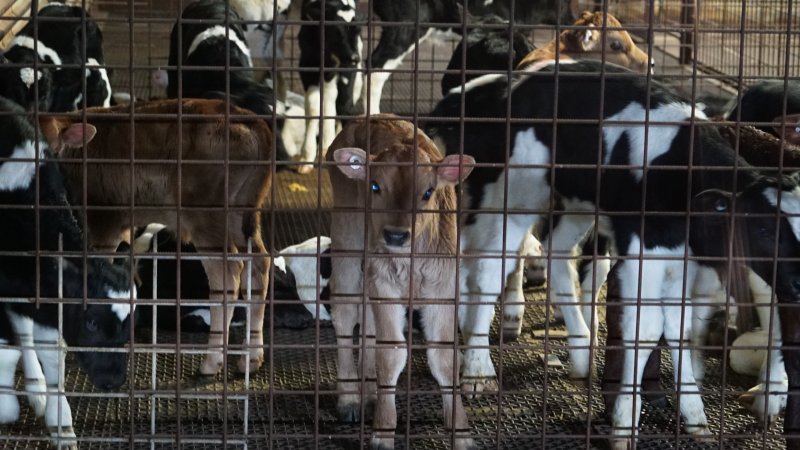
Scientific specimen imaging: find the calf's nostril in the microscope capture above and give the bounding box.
[383,229,410,246]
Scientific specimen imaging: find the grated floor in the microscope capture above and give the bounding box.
[0,2,787,448]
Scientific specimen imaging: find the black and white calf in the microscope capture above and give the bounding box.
[426,60,800,446]
[363,0,574,113]
[3,3,111,112]
[127,225,331,333]
[166,0,289,162]
[362,0,461,114]
[296,0,363,173]
[0,97,134,448]
[440,14,533,96]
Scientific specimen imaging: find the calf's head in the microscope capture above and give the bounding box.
[333,146,473,252]
[561,11,653,74]
[303,0,362,69]
[692,175,800,303]
[62,259,137,391]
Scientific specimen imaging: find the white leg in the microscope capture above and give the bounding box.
[362,32,431,115]
[501,231,540,341]
[748,271,787,420]
[300,85,321,173]
[459,214,536,395]
[0,338,21,424]
[33,324,77,450]
[662,262,710,437]
[547,214,595,379]
[690,265,725,383]
[580,254,610,349]
[8,310,46,417]
[611,256,666,448]
[321,76,338,154]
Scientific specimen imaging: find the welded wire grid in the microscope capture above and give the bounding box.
[0,0,798,449]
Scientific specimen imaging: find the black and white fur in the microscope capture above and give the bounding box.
[363,0,573,114]
[166,0,289,162]
[440,14,533,96]
[3,3,111,112]
[296,0,363,173]
[127,225,331,333]
[426,60,800,446]
[0,97,135,448]
[362,0,461,114]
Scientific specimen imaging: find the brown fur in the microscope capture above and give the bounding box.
[39,99,273,376]
[326,116,474,449]
[517,11,651,74]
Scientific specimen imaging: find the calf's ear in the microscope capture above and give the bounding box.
[332,147,369,180]
[61,123,98,148]
[437,154,475,185]
[38,117,97,153]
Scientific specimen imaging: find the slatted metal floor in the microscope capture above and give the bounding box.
[0,1,786,448]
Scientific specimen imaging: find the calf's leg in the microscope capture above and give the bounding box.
[423,303,475,450]
[610,259,666,450]
[370,303,406,450]
[8,310,46,417]
[0,337,22,424]
[33,323,77,450]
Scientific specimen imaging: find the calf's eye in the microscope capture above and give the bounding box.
[371,181,381,194]
[85,318,98,332]
[610,40,624,52]
[422,188,434,201]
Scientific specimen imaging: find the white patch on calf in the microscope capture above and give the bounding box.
[336,8,355,22]
[184,309,211,326]
[187,26,254,68]
[11,36,62,66]
[281,236,332,320]
[71,93,83,111]
[0,140,44,192]
[132,223,167,253]
[87,58,112,107]
[603,102,707,182]
[107,290,135,322]
[273,256,287,274]
[447,73,505,96]
[764,186,800,241]
[19,68,41,88]
[352,36,364,105]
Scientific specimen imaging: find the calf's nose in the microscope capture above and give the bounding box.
[383,229,410,247]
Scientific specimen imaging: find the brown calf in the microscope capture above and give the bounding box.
[39,99,273,377]
[327,117,475,449]
[517,11,653,74]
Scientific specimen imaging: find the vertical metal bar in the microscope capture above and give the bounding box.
[680,0,695,65]
[150,236,158,450]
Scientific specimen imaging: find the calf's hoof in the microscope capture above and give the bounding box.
[296,163,314,175]
[454,437,478,450]
[501,315,523,342]
[461,377,498,399]
[370,436,395,450]
[609,438,634,450]
[28,392,47,418]
[50,427,77,450]
[337,401,364,423]
[199,356,223,377]
[237,354,264,374]
[686,424,713,442]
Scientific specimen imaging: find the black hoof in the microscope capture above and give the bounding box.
[192,372,217,386]
[338,403,361,423]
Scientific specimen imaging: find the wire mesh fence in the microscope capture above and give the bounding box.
[0,0,799,449]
